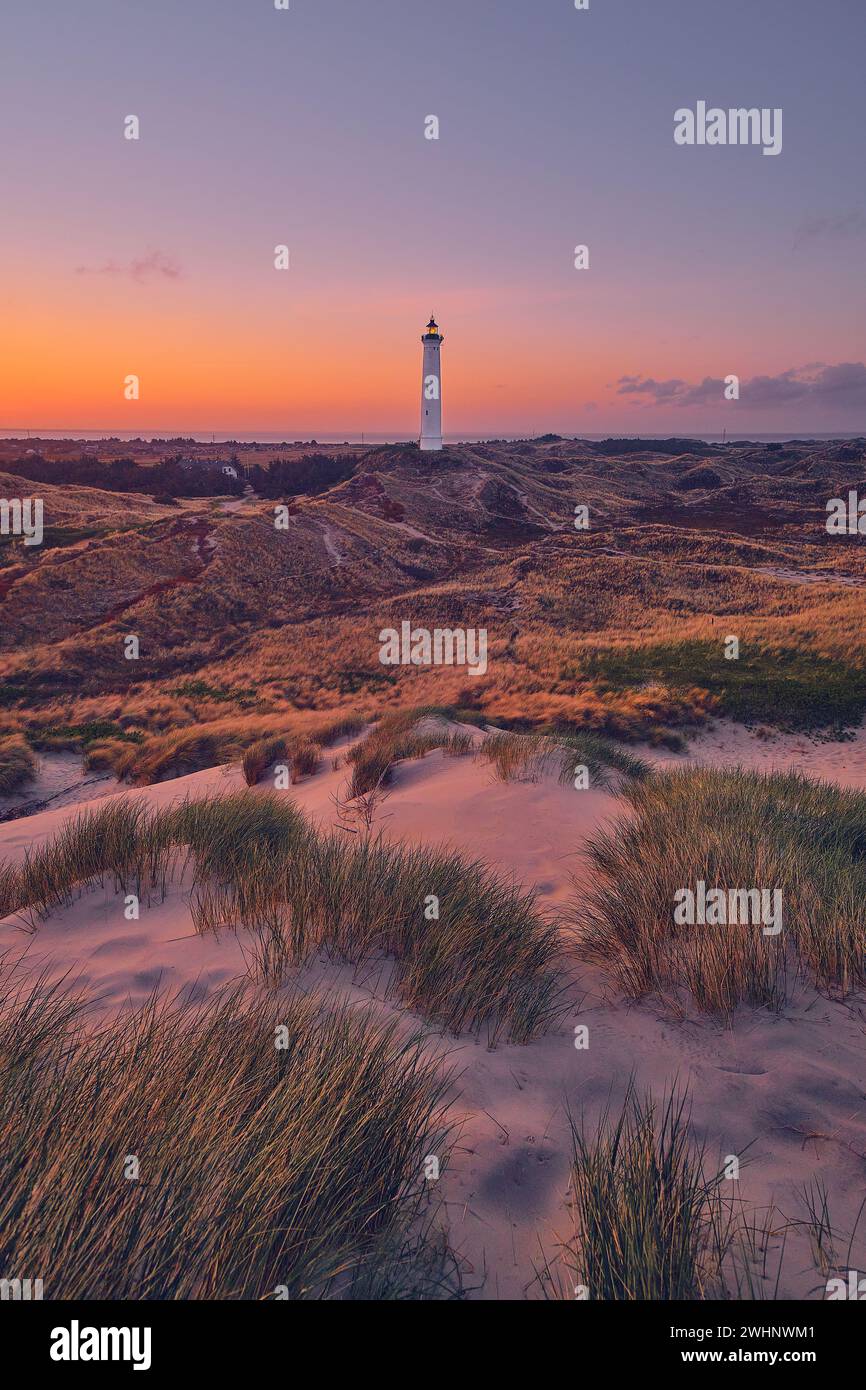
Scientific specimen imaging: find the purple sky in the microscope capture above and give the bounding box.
[2,0,864,435]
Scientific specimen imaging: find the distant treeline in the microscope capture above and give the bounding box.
[248,454,357,499]
[589,438,721,456]
[7,450,359,502]
[5,454,244,498]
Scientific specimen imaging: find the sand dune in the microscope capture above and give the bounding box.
[4,723,866,1298]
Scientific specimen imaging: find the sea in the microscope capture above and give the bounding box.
[1,431,863,446]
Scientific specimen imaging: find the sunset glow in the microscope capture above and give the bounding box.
[2,0,864,435]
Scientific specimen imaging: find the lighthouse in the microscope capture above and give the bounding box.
[420,315,443,451]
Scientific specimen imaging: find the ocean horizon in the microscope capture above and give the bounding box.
[2,430,863,446]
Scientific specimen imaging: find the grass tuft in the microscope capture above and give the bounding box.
[0,966,454,1299]
[242,734,322,786]
[579,766,866,1013]
[566,1083,731,1300]
[0,735,38,793]
[477,728,650,789]
[345,717,475,797]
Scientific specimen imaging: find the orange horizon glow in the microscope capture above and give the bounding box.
[3,3,864,437]
[4,281,864,437]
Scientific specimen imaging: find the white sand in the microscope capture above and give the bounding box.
[648,718,866,789]
[3,722,866,1299]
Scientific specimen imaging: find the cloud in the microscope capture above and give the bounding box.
[616,375,686,400]
[618,375,726,408]
[677,377,728,406]
[793,208,866,250]
[616,363,866,413]
[75,250,182,282]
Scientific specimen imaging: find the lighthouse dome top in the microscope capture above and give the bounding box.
[422,314,442,341]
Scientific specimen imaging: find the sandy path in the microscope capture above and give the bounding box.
[315,518,344,566]
[0,750,114,822]
[647,719,866,789]
[753,564,865,589]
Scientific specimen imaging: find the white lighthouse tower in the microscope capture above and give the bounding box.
[420,314,443,451]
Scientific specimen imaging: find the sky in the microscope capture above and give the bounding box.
[1,0,865,438]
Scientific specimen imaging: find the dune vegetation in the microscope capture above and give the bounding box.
[4,439,866,777]
[0,965,455,1299]
[74,710,367,785]
[579,766,866,1014]
[241,733,322,786]
[1,790,561,1043]
[564,1084,732,1301]
[343,713,474,797]
[583,640,866,735]
[0,734,37,793]
[558,1076,859,1302]
[476,727,651,789]
[3,440,866,1302]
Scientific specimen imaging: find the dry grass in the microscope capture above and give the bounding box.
[83,738,135,771]
[242,734,322,787]
[1,798,174,925]
[308,712,369,746]
[90,709,366,785]
[564,1083,732,1300]
[291,738,322,780]
[0,964,455,1299]
[345,715,474,798]
[578,766,866,1014]
[476,728,650,789]
[0,735,37,793]
[4,441,866,748]
[112,726,246,783]
[182,796,563,1042]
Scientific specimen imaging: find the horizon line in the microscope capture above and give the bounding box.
[2,428,865,443]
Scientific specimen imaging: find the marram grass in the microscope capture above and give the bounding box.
[0,790,561,1043]
[578,766,866,1014]
[0,966,455,1299]
[565,1083,732,1301]
[476,727,650,789]
[0,734,37,793]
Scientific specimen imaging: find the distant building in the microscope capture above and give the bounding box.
[222,464,239,479]
[177,456,224,471]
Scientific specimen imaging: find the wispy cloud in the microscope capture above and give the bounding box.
[617,375,688,401]
[75,250,182,283]
[616,363,866,412]
[793,208,866,250]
